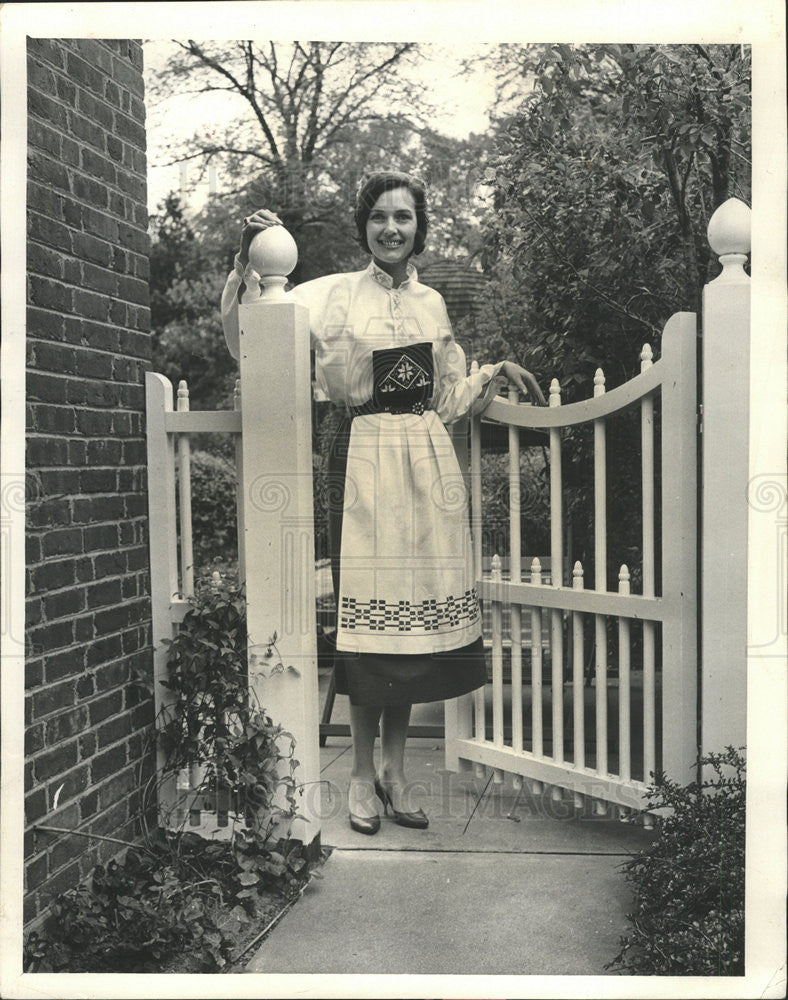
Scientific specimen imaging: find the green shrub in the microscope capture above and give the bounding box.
[23,830,308,972]
[25,580,314,973]
[182,449,238,571]
[609,746,745,976]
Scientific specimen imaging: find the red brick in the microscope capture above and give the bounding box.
[97,766,134,807]
[46,762,90,808]
[31,679,76,720]
[42,588,86,621]
[71,171,110,208]
[25,724,45,756]
[34,739,78,781]
[38,860,81,905]
[27,620,74,653]
[82,262,117,296]
[27,241,64,279]
[80,146,117,185]
[25,788,47,824]
[44,646,86,683]
[79,730,96,759]
[71,231,111,267]
[28,38,66,71]
[82,523,119,550]
[72,289,111,324]
[28,88,68,130]
[44,706,88,745]
[27,150,70,193]
[91,743,126,783]
[97,712,133,751]
[80,789,99,821]
[27,495,71,528]
[28,275,72,313]
[28,117,62,158]
[88,689,123,726]
[30,402,76,435]
[41,529,83,559]
[26,854,49,891]
[94,659,129,690]
[65,50,104,95]
[28,211,71,253]
[76,89,114,131]
[75,409,113,436]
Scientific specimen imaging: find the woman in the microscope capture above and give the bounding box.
[221,172,546,835]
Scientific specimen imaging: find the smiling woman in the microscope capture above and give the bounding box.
[221,170,545,836]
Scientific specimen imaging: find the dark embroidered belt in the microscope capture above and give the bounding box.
[349,399,432,419]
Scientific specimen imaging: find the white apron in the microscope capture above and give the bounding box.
[335,409,482,654]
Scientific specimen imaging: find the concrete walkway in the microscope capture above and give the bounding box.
[246,690,654,976]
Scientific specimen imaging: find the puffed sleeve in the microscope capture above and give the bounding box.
[220,254,248,361]
[433,335,506,424]
[431,292,506,424]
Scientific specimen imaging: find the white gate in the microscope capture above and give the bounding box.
[445,312,698,819]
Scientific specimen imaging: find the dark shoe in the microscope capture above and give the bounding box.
[374,778,429,830]
[349,811,381,835]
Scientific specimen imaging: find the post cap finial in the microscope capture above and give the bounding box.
[707,198,751,258]
[247,226,299,301]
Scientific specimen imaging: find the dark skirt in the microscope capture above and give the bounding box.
[325,413,487,707]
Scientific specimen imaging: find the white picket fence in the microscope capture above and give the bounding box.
[445,314,697,822]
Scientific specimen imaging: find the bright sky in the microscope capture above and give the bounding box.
[143,39,506,214]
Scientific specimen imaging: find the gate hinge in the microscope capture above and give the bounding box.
[697,403,703,433]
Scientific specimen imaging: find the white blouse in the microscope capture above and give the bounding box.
[221,255,506,424]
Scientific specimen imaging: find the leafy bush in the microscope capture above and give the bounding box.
[609,746,745,976]
[23,830,308,973]
[181,449,238,571]
[25,580,315,973]
[156,578,304,840]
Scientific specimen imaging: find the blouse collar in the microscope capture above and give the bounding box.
[367,258,417,290]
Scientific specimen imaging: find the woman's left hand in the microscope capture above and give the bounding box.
[500,361,547,406]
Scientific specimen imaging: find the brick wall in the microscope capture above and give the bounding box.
[25,38,154,926]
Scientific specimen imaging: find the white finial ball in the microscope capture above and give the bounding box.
[707,198,751,257]
[248,225,298,278]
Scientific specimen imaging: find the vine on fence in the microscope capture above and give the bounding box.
[25,577,317,973]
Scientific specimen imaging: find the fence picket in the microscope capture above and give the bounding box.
[491,555,504,754]
[572,561,586,810]
[529,558,544,795]
[548,380,564,770]
[508,385,523,758]
[470,366,486,743]
[593,368,608,783]
[176,380,195,598]
[618,565,632,785]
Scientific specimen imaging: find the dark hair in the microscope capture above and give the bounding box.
[354,171,428,256]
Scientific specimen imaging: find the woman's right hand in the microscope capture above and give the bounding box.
[239,209,283,267]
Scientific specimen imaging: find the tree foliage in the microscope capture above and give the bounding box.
[148,41,434,281]
[470,44,750,581]
[478,43,751,388]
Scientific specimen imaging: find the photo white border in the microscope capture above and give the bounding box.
[1,2,785,997]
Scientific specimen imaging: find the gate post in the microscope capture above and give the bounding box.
[701,197,751,756]
[237,228,321,856]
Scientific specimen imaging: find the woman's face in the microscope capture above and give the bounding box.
[365,186,418,267]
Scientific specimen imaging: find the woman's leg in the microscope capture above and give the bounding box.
[379,703,413,812]
[348,703,382,818]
